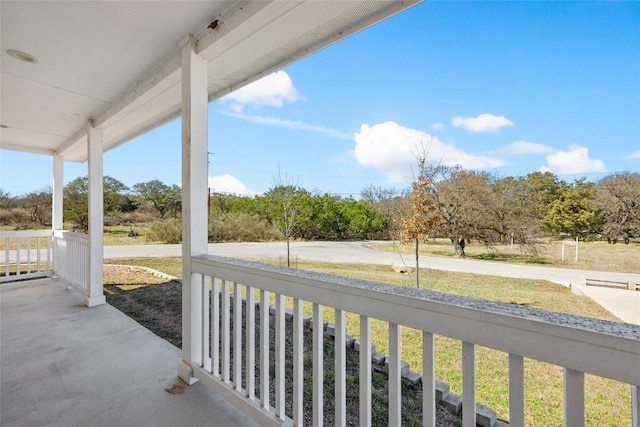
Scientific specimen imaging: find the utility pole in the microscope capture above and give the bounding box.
[207,152,214,215]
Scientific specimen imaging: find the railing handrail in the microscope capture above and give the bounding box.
[0,230,53,239]
[192,254,640,386]
[53,230,89,240]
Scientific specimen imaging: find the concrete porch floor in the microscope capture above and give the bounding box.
[0,278,258,427]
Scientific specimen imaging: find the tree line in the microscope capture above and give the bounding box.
[1,170,638,249]
[402,162,639,256]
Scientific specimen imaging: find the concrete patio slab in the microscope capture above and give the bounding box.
[0,278,258,427]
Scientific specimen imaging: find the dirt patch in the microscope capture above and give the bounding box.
[105,266,182,347]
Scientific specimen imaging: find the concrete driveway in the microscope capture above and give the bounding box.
[104,240,640,287]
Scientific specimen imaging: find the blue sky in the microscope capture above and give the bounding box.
[2,1,639,197]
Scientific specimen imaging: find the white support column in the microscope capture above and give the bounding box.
[52,154,64,231]
[178,36,209,385]
[86,125,105,307]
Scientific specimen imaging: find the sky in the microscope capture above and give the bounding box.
[1,1,639,198]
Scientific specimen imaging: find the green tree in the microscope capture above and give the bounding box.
[64,176,134,230]
[543,179,597,238]
[341,198,387,239]
[103,176,137,219]
[133,180,181,218]
[516,172,564,233]
[64,177,89,230]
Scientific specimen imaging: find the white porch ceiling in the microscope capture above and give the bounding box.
[0,1,420,162]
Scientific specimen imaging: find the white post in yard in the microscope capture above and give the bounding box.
[52,154,64,231]
[86,125,106,307]
[178,36,208,385]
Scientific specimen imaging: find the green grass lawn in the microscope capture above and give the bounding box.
[105,257,632,425]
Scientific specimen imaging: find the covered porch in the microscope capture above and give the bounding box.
[0,277,257,427]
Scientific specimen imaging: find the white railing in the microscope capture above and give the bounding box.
[189,255,640,427]
[0,230,53,283]
[53,230,90,295]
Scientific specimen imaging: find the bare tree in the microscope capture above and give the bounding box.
[266,169,311,267]
[593,172,640,243]
[21,187,52,226]
[404,151,543,261]
[361,185,409,240]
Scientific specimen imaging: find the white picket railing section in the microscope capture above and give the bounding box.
[53,230,90,295]
[189,255,640,427]
[0,230,53,283]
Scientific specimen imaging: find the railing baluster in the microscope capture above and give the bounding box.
[4,238,9,277]
[202,275,210,371]
[462,341,476,427]
[632,384,639,427]
[233,282,242,392]
[16,237,21,277]
[564,368,584,426]
[275,293,285,419]
[423,331,435,427]
[313,303,324,427]
[222,280,230,384]
[335,308,346,427]
[36,237,41,272]
[180,256,638,427]
[293,298,304,426]
[47,234,51,271]
[260,289,270,410]
[245,286,255,399]
[212,278,220,377]
[509,354,525,427]
[360,315,371,427]
[26,237,31,274]
[389,322,401,427]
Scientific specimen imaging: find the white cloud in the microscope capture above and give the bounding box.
[626,150,640,160]
[223,71,302,111]
[451,113,514,132]
[208,174,257,196]
[540,144,606,175]
[352,121,505,181]
[507,140,554,154]
[222,111,351,139]
[431,122,444,131]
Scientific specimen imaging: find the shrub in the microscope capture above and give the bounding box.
[148,219,182,244]
[209,212,280,242]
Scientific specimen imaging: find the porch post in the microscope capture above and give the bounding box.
[52,154,64,231]
[178,36,208,384]
[86,124,106,307]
